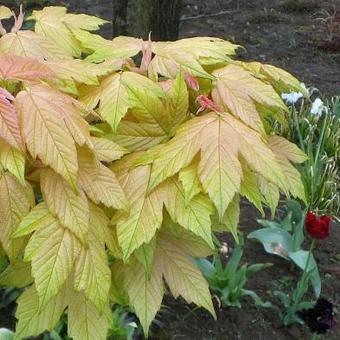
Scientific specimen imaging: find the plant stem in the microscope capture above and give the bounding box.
[293,106,305,152]
[314,114,327,170]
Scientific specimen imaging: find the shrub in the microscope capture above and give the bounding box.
[0,5,307,339]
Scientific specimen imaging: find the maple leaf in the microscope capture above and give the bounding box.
[269,136,307,202]
[212,64,287,133]
[113,163,164,260]
[15,281,111,340]
[0,54,53,81]
[0,173,34,261]
[0,30,72,60]
[73,32,143,63]
[15,285,67,340]
[124,231,215,336]
[74,204,111,312]
[0,139,25,185]
[243,62,308,96]
[0,6,12,21]
[45,58,114,95]
[91,137,128,162]
[124,258,164,336]
[150,37,239,80]
[30,220,78,309]
[29,6,108,57]
[40,168,90,244]
[148,112,286,220]
[79,73,132,132]
[15,84,92,190]
[12,202,52,238]
[112,118,169,151]
[77,147,128,210]
[155,232,215,317]
[0,89,23,151]
[68,290,112,340]
[0,259,33,288]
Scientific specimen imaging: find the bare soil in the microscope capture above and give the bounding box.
[149,203,340,340]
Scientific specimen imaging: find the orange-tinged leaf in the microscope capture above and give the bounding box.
[114,164,164,260]
[0,30,72,61]
[268,135,308,163]
[91,137,128,162]
[15,85,80,190]
[212,64,287,133]
[155,233,215,317]
[41,169,89,244]
[78,148,128,210]
[0,92,23,151]
[0,54,53,81]
[0,173,34,261]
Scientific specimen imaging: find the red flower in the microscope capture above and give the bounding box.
[305,212,331,240]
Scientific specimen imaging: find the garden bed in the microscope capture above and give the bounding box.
[151,203,340,339]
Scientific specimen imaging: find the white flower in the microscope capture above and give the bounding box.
[310,98,324,115]
[281,91,303,104]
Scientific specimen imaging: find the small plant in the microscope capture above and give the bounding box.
[248,200,321,297]
[315,8,340,52]
[195,236,272,308]
[277,94,340,221]
[107,306,139,340]
[269,211,334,335]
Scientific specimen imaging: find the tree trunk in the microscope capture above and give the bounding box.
[112,0,182,41]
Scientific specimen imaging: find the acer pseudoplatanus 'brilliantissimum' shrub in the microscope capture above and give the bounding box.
[0,5,309,339]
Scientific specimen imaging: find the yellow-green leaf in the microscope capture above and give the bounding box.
[212,64,287,133]
[124,259,163,336]
[15,285,67,340]
[0,173,33,261]
[161,177,214,247]
[41,168,89,244]
[68,290,112,340]
[0,140,25,185]
[79,73,131,132]
[92,137,128,162]
[31,223,77,308]
[155,233,215,318]
[0,30,72,60]
[30,6,107,57]
[74,205,111,312]
[78,148,128,210]
[115,164,163,260]
[0,259,33,288]
[13,202,52,238]
[178,155,203,203]
[0,6,12,20]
